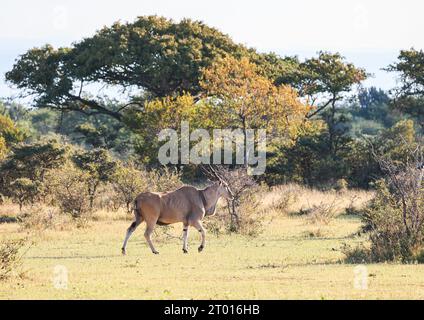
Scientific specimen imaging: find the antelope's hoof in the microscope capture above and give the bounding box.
[198,245,204,253]
[183,249,188,254]
[152,250,160,255]
[121,248,126,256]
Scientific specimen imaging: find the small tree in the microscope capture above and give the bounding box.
[148,167,183,192]
[0,139,67,195]
[0,113,26,149]
[360,142,424,262]
[201,56,308,140]
[111,164,182,213]
[0,238,28,281]
[9,178,38,211]
[45,163,91,218]
[387,49,424,130]
[112,162,148,213]
[277,52,367,156]
[203,165,256,232]
[72,149,117,209]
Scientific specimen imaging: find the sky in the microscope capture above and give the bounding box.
[1,0,424,100]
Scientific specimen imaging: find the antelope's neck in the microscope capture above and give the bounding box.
[201,189,219,210]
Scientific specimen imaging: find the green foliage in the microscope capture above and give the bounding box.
[267,121,345,186]
[387,49,424,130]
[72,148,117,208]
[0,140,67,197]
[9,178,38,211]
[111,162,148,212]
[360,178,424,262]
[45,163,91,218]
[6,16,291,121]
[276,51,367,118]
[124,94,206,165]
[273,52,367,183]
[0,114,26,158]
[0,238,28,281]
[268,118,419,188]
[0,100,28,122]
[0,137,6,160]
[147,167,183,192]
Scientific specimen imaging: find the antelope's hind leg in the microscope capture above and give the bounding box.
[144,223,159,255]
[121,217,142,255]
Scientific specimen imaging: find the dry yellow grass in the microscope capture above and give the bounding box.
[263,183,373,215]
[2,185,424,300]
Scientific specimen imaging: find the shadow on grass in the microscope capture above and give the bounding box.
[0,215,18,224]
[26,254,123,260]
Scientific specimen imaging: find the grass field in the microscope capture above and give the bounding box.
[1,186,424,300]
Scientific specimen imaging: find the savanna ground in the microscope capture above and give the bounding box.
[1,185,423,300]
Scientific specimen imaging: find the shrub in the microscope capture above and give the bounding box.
[341,243,372,264]
[9,178,39,211]
[236,192,265,237]
[148,167,183,192]
[335,179,348,192]
[44,164,91,218]
[356,146,424,262]
[360,180,422,262]
[112,162,148,212]
[0,238,28,280]
[306,200,338,225]
[204,187,266,237]
[272,190,298,214]
[18,205,71,231]
[72,148,117,209]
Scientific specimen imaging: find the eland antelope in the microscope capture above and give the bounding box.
[121,182,231,255]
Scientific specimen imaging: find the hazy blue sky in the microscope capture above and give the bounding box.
[1,0,424,99]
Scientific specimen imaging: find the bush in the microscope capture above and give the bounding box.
[306,200,338,225]
[357,154,424,263]
[44,163,91,218]
[236,192,265,237]
[271,189,298,214]
[360,180,421,262]
[72,148,117,209]
[9,178,39,211]
[18,205,71,231]
[0,238,28,280]
[148,167,183,192]
[341,243,372,264]
[112,162,148,212]
[335,179,348,192]
[204,187,266,237]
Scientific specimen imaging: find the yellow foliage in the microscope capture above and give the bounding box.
[200,56,310,140]
[0,136,6,160]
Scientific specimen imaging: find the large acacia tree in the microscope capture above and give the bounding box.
[6,16,287,121]
[387,49,424,130]
[276,52,367,156]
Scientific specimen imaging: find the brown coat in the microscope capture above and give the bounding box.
[122,182,230,255]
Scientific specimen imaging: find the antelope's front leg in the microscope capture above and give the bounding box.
[182,223,189,254]
[192,220,206,253]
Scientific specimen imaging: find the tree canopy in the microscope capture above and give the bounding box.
[0,114,26,159]
[387,49,424,129]
[5,16,289,121]
[276,51,367,118]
